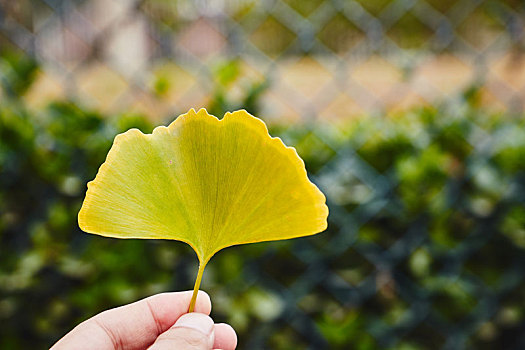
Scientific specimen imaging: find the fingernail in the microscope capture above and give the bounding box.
[173,313,214,335]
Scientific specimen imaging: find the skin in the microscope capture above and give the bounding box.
[51,291,237,350]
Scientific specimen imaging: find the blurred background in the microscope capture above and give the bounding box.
[1,0,525,349]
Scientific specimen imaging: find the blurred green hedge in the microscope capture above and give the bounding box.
[1,53,525,349]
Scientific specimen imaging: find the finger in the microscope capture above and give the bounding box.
[51,290,211,350]
[213,323,237,350]
[149,313,214,350]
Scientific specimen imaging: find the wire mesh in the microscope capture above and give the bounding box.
[1,1,525,349]
[1,0,525,119]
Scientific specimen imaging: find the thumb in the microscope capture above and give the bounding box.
[149,313,214,350]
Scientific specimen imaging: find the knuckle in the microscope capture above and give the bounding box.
[153,328,210,349]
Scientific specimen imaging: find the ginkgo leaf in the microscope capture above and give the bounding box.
[78,108,328,311]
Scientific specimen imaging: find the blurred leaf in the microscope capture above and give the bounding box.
[0,51,38,96]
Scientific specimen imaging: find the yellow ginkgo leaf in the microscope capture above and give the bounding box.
[78,108,328,311]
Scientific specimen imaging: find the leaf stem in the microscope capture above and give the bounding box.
[188,262,206,313]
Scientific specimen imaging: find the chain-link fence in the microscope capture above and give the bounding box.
[2,1,525,349]
[1,0,525,119]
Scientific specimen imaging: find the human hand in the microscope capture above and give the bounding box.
[51,291,237,350]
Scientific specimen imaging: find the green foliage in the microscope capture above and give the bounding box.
[277,109,525,349]
[207,59,269,118]
[0,51,38,97]
[2,79,525,348]
[0,100,161,348]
